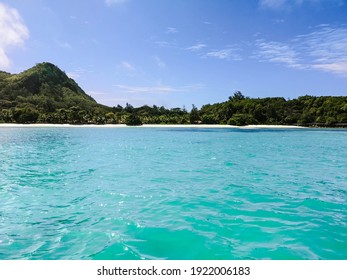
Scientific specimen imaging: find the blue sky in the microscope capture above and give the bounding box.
[1,0,347,108]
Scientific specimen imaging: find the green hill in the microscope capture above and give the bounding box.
[0,62,109,123]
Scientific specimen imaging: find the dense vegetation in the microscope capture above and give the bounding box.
[0,62,111,124]
[199,91,347,127]
[0,62,346,127]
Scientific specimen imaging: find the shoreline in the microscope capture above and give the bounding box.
[0,123,306,129]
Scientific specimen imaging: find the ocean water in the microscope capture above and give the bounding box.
[0,127,346,260]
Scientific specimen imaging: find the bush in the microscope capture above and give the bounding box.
[13,107,39,123]
[125,113,142,126]
[227,114,256,126]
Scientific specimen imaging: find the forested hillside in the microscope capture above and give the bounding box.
[0,62,109,124]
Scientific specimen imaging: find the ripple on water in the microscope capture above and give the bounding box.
[0,127,346,259]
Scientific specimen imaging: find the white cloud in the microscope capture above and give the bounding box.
[67,67,94,80]
[186,43,207,51]
[87,90,109,96]
[205,48,242,61]
[0,3,29,68]
[154,40,179,49]
[121,61,135,71]
[255,40,302,68]
[254,25,347,76]
[154,56,166,69]
[181,83,205,91]
[114,84,176,94]
[313,62,347,75]
[273,19,285,24]
[260,0,287,10]
[86,90,130,106]
[0,49,10,68]
[114,83,204,95]
[57,41,72,49]
[89,83,204,107]
[260,0,344,10]
[299,25,347,75]
[166,27,178,34]
[105,0,127,6]
[67,72,80,80]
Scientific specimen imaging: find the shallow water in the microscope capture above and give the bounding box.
[0,127,346,259]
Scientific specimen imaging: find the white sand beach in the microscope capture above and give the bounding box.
[243,124,304,129]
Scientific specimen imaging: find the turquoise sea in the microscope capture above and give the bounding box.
[0,127,346,260]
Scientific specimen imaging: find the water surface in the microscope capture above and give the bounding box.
[0,127,346,259]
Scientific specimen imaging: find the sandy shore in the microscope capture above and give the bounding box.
[0,123,304,129]
[244,124,304,129]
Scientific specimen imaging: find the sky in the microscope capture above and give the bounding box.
[1,0,347,108]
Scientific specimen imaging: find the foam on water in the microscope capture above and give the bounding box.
[0,127,346,259]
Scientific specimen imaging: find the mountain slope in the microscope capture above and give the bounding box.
[0,62,109,123]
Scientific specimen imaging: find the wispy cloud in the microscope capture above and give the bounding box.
[260,0,345,10]
[296,25,347,75]
[313,62,347,75]
[114,83,204,95]
[120,61,135,71]
[259,0,287,10]
[56,41,72,49]
[86,90,130,106]
[105,0,127,6]
[205,48,242,61]
[154,56,166,69]
[166,27,178,34]
[186,43,207,51]
[114,84,176,94]
[181,83,205,91]
[254,25,347,76]
[154,40,176,48]
[91,83,204,106]
[255,40,302,68]
[67,71,81,80]
[273,19,285,24]
[0,3,29,68]
[67,67,94,80]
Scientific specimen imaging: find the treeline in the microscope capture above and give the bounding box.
[198,91,347,127]
[0,102,189,125]
[1,92,346,127]
[0,63,346,127]
[120,92,347,127]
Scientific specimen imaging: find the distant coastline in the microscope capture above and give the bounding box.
[1,63,346,128]
[0,123,308,129]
